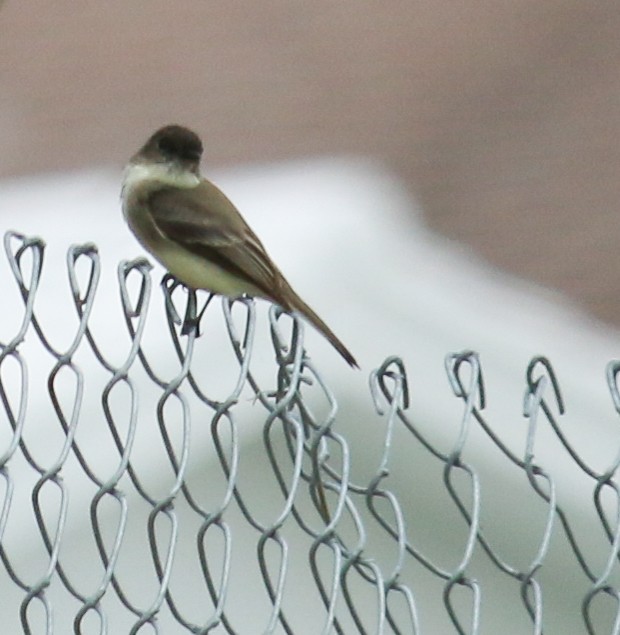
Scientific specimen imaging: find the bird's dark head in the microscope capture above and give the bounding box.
[138,125,204,170]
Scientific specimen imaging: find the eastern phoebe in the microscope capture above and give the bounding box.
[121,125,358,368]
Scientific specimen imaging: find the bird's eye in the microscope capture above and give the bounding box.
[184,144,202,161]
[157,137,175,155]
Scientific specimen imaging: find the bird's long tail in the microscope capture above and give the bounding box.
[284,288,358,368]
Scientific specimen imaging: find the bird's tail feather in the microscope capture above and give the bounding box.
[284,289,358,368]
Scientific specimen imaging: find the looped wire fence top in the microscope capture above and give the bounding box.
[1,229,620,634]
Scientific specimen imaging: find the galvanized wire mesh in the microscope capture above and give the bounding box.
[2,229,620,634]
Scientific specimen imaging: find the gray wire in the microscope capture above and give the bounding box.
[1,230,620,633]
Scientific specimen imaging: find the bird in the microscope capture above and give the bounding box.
[121,124,358,368]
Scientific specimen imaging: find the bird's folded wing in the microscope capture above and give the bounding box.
[148,182,282,300]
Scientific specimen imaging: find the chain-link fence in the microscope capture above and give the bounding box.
[2,229,620,634]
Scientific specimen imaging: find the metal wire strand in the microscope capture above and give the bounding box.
[2,231,620,634]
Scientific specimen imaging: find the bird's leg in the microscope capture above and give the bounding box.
[181,289,199,335]
[197,292,214,324]
[181,291,215,336]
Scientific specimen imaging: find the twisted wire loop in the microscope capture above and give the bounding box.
[3,231,620,634]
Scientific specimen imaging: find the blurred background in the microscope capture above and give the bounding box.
[2,1,620,324]
[2,2,620,633]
